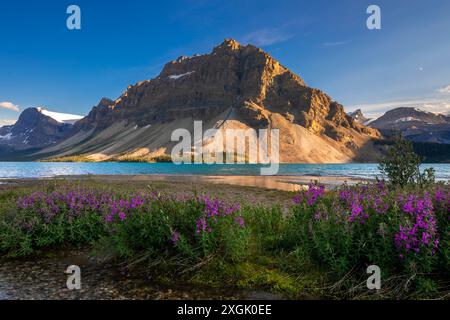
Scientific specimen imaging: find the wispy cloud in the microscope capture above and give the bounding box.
[323,40,351,47]
[240,28,293,47]
[0,119,17,127]
[347,97,450,119]
[437,85,450,94]
[0,101,20,112]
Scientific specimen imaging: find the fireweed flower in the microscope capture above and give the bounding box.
[14,183,447,264]
[339,189,353,202]
[293,183,326,206]
[171,231,181,244]
[293,193,302,204]
[434,189,444,203]
[313,211,321,221]
[348,202,368,224]
[372,197,389,214]
[306,184,325,206]
[119,199,130,210]
[394,194,439,257]
[118,212,127,221]
[376,180,386,192]
[195,195,242,234]
[15,187,134,227]
[130,196,145,209]
[290,182,447,262]
[234,216,245,227]
[196,217,207,234]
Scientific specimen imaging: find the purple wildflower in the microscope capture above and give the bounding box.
[171,231,181,244]
[234,216,245,228]
[118,212,127,221]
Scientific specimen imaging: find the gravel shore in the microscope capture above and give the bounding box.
[0,249,281,300]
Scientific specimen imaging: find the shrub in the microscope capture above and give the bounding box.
[379,133,435,187]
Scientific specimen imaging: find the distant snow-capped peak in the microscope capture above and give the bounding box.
[37,107,84,125]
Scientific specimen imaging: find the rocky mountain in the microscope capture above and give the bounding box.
[37,39,382,163]
[0,108,82,151]
[369,107,450,144]
[348,109,371,125]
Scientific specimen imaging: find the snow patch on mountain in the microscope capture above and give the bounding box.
[0,133,13,140]
[168,71,195,80]
[37,108,84,125]
[395,117,418,123]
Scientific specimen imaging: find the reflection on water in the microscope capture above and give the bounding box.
[152,175,307,192]
[151,175,361,192]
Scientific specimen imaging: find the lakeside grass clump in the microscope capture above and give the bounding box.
[0,181,448,299]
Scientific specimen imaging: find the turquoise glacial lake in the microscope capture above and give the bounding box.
[0,162,449,180]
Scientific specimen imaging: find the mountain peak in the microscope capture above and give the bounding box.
[98,97,114,107]
[0,107,76,150]
[348,109,371,124]
[42,39,382,163]
[350,109,363,116]
[215,38,241,50]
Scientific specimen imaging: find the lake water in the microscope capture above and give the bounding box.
[0,162,449,180]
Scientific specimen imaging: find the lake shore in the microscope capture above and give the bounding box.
[2,173,369,191]
[1,174,369,210]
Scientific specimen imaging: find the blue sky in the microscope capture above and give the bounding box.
[1,0,450,125]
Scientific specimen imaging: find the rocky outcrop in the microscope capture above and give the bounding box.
[74,98,114,131]
[348,109,371,125]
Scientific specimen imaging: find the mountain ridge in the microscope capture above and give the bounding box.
[369,107,450,144]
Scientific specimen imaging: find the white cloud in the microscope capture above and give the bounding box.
[240,28,293,46]
[347,98,450,119]
[421,101,450,114]
[437,85,450,94]
[0,101,20,112]
[0,119,17,127]
[323,40,350,47]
